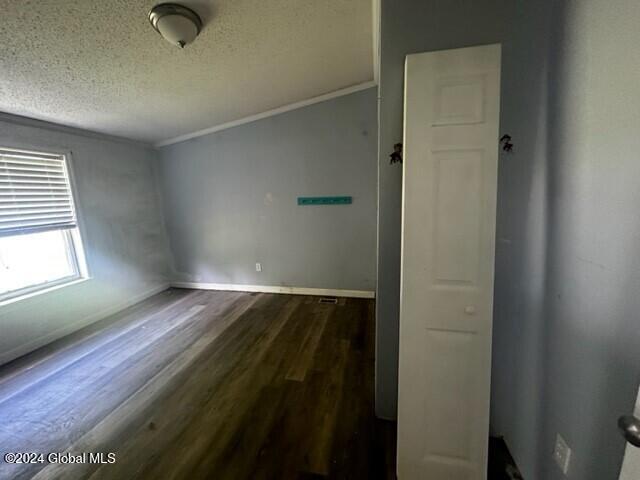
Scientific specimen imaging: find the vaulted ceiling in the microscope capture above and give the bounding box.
[0,0,374,144]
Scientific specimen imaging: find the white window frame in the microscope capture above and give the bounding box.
[0,146,89,304]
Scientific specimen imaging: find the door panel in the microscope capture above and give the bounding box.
[433,75,487,126]
[398,44,501,480]
[432,148,483,284]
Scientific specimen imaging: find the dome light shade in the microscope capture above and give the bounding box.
[149,3,203,49]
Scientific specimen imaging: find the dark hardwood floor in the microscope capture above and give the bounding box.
[0,288,396,480]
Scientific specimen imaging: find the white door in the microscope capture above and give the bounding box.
[619,385,640,480]
[398,44,501,480]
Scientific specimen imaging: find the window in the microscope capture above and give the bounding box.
[0,147,87,302]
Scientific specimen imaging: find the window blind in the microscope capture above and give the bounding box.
[0,148,77,237]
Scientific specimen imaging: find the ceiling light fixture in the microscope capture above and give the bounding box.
[148,3,203,49]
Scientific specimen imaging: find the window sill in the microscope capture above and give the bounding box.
[0,277,90,308]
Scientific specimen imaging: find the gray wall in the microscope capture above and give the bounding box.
[493,1,640,479]
[378,0,640,478]
[157,88,377,292]
[490,1,554,477]
[0,116,169,365]
[376,0,512,419]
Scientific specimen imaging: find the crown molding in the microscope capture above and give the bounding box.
[372,0,380,84]
[1,80,378,150]
[155,80,377,148]
[0,111,152,148]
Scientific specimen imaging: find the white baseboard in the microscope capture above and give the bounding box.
[171,282,375,299]
[0,282,170,366]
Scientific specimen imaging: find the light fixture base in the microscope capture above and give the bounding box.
[148,3,203,48]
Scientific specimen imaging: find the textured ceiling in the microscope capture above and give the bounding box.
[0,0,373,144]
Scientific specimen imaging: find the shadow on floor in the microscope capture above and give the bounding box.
[488,436,524,479]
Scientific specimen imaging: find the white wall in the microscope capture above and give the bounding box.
[0,115,170,365]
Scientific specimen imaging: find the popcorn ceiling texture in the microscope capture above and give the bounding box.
[0,0,373,144]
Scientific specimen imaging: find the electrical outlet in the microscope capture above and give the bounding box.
[255,263,262,272]
[553,434,571,475]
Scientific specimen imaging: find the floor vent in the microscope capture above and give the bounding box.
[318,297,338,305]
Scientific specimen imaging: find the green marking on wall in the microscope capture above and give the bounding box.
[297,196,352,206]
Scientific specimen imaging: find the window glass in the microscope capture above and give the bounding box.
[0,228,79,298]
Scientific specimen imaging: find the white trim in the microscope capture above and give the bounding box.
[171,282,375,299]
[155,81,378,147]
[0,278,89,309]
[0,282,170,366]
[372,0,381,84]
[0,112,152,148]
